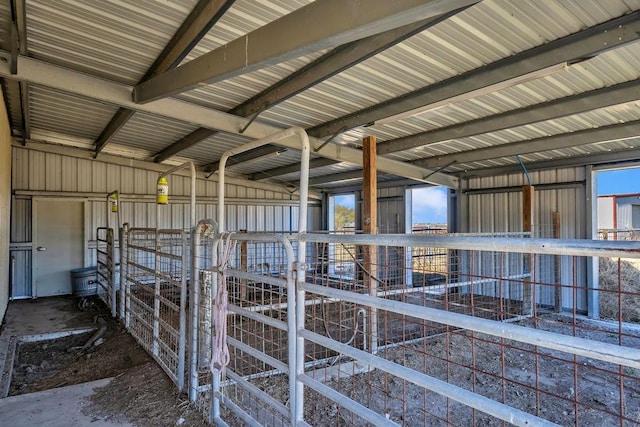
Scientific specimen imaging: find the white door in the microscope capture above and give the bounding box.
[34,200,85,297]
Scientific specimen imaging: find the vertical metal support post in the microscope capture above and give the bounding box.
[109,228,117,317]
[124,225,131,329]
[585,165,599,318]
[362,135,378,354]
[215,127,310,425]
[190,225,199,401]
[210,236,221,424]
[295,131,310,426]
[178,231,188,391]
[190,220,216,402]
[522,185,534,316]
[120,223,128,323]
[153,230,161,357]
[404,188,413,287]
[240,229,248,301]
[553,211,562,313]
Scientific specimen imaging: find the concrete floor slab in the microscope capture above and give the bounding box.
[0,378,133,426]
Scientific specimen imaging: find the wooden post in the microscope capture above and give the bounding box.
[240,229,248,301]
[553,211,561,313]
[522,185,534,316]
[362,136,378,353]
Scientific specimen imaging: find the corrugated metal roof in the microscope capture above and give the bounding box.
[3,79,23,134]
[179,132,255,165]
[173,0,321,111]
[180,0,314,63]
[176,52,326,111]
[0,0,11,50]
[107,112,200,160]
[264,0,640,133]
[2,0,640,188]
[29,85,120,143]
[25,0,199,84]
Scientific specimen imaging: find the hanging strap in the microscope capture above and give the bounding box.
[211,233,236,374]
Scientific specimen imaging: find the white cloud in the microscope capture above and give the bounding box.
[412,187,447,224]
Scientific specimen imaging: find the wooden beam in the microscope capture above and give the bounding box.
[522,185,534,316]
[362,135,378,353]
[363,136,378,234]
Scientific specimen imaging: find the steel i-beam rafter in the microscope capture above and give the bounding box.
[93,0,235,156]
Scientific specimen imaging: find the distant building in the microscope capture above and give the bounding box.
[598,193,640,230]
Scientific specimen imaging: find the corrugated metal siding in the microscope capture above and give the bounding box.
[9,248,32,299]
[597,197,615,229]
[25,0,199,84]
[10,146,320,296]
[616,195,640,229]
[10,197,31,242]
[465,170,587,311]
[466,167,586,189]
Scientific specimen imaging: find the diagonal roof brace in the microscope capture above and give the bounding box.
[133,0,480,103]
[0,52,458,188]
[413,120,640,169]
[307,11,640,139]
[93,0,236,156]
[151,7,472,163]
[377,78,640,155]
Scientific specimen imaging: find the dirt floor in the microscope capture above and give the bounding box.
[7,295,640,426]
[220,313,640,427]
[8,299,209,426]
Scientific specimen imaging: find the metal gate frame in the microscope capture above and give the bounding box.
[206,232,298,426]
[124,227,188,390]
[96,227,117,317]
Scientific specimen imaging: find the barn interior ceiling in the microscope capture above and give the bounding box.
[1,0,640,190]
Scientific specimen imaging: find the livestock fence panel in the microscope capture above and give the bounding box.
[124,227,188,390]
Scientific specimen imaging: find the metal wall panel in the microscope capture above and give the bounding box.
[10,146,320,299]
[597,197,615,229]
[9,249,32,299]
[465,176,587,312]
[615,195,640,229]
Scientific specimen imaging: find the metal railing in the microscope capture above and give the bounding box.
[203,233,640,426]
[96,227,117,317]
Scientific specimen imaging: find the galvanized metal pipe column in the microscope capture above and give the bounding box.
[216,127,310,426]
[190,219,216,402]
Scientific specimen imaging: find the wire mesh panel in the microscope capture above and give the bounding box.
[124,228,188,389]
[96,227,117,317]
[212,233,296,427]
[295,233,640,426]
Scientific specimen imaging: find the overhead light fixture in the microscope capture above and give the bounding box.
[376,62,572,125]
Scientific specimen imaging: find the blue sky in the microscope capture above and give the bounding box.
[334,194,355,208]
[412,187,447,224]
[334,188,448,225]
[597,168,640,195]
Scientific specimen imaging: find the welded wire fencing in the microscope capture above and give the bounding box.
[124,228,188,390]
[113,225,640,426]
[182,231,640,426]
